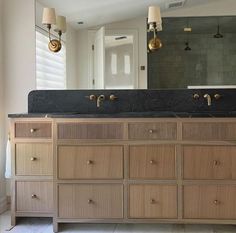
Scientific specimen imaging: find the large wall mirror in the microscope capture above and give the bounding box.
[35,0,236,90]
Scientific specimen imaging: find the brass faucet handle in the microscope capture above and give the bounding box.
[193,93,200,99]
[109,95,118,101]
[214,94,221,100]
[85,95,96,101]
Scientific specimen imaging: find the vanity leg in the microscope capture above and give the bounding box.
[11,214,16,227]
[53,219,58,233]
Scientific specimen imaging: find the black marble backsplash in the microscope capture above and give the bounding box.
[28,89,236,114]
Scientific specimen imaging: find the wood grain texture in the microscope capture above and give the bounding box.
[15,122,52,138]
[16,181,53,213]
[183,146,236,180]
[58,184,123,218]
[57,123,124,139]
[58,146,123,179]
[15,143,53,176]
[129,184,177,219]
[182,122,236,141]
[128,122,177,140]
[183,185,236,219]
[129,145,176,179]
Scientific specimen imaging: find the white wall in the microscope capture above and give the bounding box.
[0,0,7,214]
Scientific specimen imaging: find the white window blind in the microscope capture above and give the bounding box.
[36,29,66,89]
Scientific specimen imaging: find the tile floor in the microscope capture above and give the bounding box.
[1,211,236,233]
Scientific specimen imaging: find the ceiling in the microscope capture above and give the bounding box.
[37,0,219,29]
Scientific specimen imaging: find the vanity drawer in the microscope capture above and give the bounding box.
[183,185,236,219]
[129,145,176,179]
[182,122,236,141]
[58,146,123,179]
[16,181,53,213]
[15,122,52,138]
[183,146,236,180]
[58,184,123,218]
[15,143,53,176]
[57,123,124,140]
[129,184,177,219]
[128,122,177,140]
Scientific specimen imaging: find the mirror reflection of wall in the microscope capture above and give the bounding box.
[148,16,236,89]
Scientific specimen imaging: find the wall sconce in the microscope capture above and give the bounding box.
[147,6,163,52]
[42,8,67,53]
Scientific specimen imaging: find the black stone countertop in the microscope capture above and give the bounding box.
[8,111,236,118]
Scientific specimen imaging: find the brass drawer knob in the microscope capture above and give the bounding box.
[87,199,93,204]
[149,160,155,164]
[87,160,93,165]
[149,129,154,134]
[109,95,118,101]
[30,128,36,133]
[213,199,220,205]
[150,199,156,204]
[30,157,37,161]
[31,194,37,199]
[213,160,220,166]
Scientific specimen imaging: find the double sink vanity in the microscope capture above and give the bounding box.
[8,89,236,232]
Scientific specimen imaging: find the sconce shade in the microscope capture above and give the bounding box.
[148,6,162,24]
[42,8,56,25]
[54,16,67,33]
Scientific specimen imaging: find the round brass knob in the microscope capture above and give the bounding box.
[88,199,93,204]
[31,194,37,199]
[214,94,221,100]
[213,160,220,166]
[150,199,155,204]
[193,93,200,99]
[30,157,37,161]
[30,128,36,133]
[109,95,118,101]
[87,160,93,165]
[213,200,220,205]
[149,129,154,134]
[149,160,155,164]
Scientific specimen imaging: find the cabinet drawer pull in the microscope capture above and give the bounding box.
[30,128,37,133]
[150,199,156,204]
[213,199,220,205]
[149,160,155,164]
[30,157,37,161]
[86,160,93,165]
[31,194,37,199]
[87,199,93,204]
[149,129,154,134]
[213,160,220,166]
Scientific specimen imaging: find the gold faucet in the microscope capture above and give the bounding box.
[97,95,105,107]
[204,94,212,106]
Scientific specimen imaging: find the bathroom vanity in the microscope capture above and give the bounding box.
[9,90,236,232]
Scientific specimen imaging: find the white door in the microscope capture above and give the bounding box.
[94,27,105,89]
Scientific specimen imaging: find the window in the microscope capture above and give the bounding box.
[36,29,66,89]
[124,55,131,75]
[111,53,117,75]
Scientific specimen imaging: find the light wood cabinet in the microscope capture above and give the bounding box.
[16,181,53,213]
[129,184,177,219]
[16,143,53,176]
[183,146,236,180]
[183,185,236,219]
[10,118,236,232]
[58,184,123,218]
[58,145,123,179]
[129,145,176,179]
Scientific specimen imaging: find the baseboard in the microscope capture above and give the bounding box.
[0,196,8,214]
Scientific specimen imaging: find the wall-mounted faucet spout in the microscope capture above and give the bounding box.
[97,95,105,108]
[204,94,212,106]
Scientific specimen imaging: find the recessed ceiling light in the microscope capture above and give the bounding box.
[77,21,84,25]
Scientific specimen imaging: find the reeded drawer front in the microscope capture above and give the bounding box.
[15,122,52,138]
[16,181,53,213]
[57,123,123,139]
[129,184,177,219]
[58,184,123,218]
[128,122,177,140]
[129,145,176,179]
[182,122,236,141]
[183,146,236,180]
[58,146,123,179]
[16,143,53,176]
[184,185,236,219]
